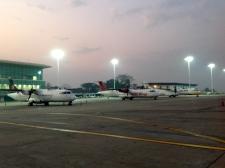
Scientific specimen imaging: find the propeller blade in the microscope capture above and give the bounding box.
[28,87,35,101]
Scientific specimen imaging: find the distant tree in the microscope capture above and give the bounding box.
[116,74,134,88]
[204,88,210,92]
[70,87,83,93]
[81,83,99,93]
[106,79,122,89]
[105,74,134,89]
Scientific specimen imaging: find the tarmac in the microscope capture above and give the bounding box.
[0,96,224,168]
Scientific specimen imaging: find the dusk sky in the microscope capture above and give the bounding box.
[0,0,225,90]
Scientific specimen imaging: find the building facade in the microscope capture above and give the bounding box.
[0,60,50,90]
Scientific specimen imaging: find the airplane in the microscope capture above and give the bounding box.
[153,88,178,97]
[177,88,201,97]
[98,81,160,100]
[97,81,129,99]
[6,79,76,106]
[122,88,161,100]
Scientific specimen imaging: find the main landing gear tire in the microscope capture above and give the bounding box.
[68,101,73,106]
[154,96,158,100]
[129,97,134,100]
[169,95,176,98]
[44,102,49,106]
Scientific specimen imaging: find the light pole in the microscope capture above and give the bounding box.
[208,63,215,93]
[51,49,65,87]
[184,56,194,89]
[111,58,119,90]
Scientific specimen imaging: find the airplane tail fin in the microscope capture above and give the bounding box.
[98,81,107,91]
[9,78,18,90]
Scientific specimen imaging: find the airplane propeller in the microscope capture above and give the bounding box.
[27,87,39,101]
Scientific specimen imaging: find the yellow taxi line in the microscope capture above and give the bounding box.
[0,121,225,151]
[49,113,225,144]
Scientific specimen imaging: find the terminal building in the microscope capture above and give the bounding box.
[0,60,50,90]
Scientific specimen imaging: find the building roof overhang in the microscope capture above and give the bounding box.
[0,59,51,69]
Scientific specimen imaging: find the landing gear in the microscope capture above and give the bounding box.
[44,102,49,106]
[68,101,73,106]
[169,95,176,98]
[129,97,134,100]
[154,96,158,100]
[28,101,34,106]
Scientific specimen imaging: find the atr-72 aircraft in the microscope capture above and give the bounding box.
[98,81,160,100]
[6,79,76,106]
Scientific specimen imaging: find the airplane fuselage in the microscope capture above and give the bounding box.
[98,90,128,98]
[7,89,76,106]
[128,89,161,98]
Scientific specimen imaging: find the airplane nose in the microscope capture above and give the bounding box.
[72,94,76,100]
[7,93,17,100]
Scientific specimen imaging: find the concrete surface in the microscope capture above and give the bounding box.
[0,96,224,168]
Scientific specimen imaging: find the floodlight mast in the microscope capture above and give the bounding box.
[208,63,215,93]
[184,56,194,89]
[51,49,65,87]
[111,58,119,90]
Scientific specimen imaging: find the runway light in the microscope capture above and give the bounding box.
[184,56,194,89]
[208,63,216,93]
[51,49,65,87]
[51,49,65,60]
[184,56,194,63]
[208,63,215,69]
[111,58,119,65]
[223,69,225,72]
[111,58,119,89]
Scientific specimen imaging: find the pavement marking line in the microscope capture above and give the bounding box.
[50,113,144,124]
[49,113,225,144]
[168,128,225,144]
[0,121,225,152]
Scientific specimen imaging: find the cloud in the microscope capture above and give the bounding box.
[13,16,23,22]
[141,0,221,28]
[111,0,225,28]
[111,7,147,19]
[71,0,87,7]
[74,47,101,54]
[26,2,49,11]
[53,36,71,41]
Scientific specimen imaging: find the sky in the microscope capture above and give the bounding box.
[0,0,225,90]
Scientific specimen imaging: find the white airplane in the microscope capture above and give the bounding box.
[98,81,160,100]
[7,80,76,106]
[150,88,178,98]
[177,88,201,97]
[126,88,161,100]
[97,81,129,99]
